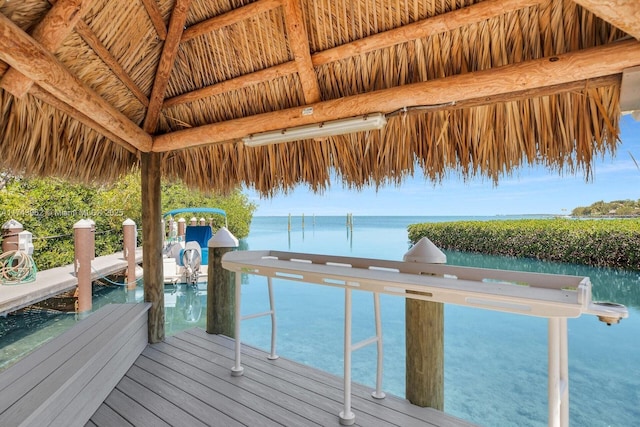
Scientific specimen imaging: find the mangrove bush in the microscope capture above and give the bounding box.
[407,218,640,271]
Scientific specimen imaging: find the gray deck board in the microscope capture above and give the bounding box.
[91,328,476,427]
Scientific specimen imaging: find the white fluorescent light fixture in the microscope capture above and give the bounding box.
[242,113,387,147]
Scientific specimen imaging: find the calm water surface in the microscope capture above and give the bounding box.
[1,215,638,427]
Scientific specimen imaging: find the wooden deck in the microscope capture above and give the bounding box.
[0,248,142,316]
[90,329,476,427]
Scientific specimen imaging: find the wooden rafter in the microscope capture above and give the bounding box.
[152,39,640,152]
[0,13,151,152]
[282,0,321,103]
[311,0,544,66]
[181,0,281,43]
[163,61,298,108]
[140,0,167,41]
[75,21,150,107]
[164,0,540,109]
[572,0,640,41]
[0,0,93,98]
[143,0,192,134]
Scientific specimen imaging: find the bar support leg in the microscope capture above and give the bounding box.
[231,272,244,376]
[267,277,279,360]
[339,287,355,425]
[548,317,569,427]
[372,292,385,399]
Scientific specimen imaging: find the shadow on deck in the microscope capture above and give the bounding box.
[90,329,476,427]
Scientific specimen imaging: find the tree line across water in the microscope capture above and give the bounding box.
[0,172,256,270]
[571,199,640,217]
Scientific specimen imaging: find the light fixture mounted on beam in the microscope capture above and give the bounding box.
[242,113,387,147]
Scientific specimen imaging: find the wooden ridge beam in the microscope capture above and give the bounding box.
[152,39,640,153]
[75,21,150,107]
[0,13,151,152]
[282,0,321,103]
[1,0,94,98]
[572,0,640,41]
[311,0,544,66]
[163,61,298,108]
[181,0,281,43]
[143,0,192,133]
[140,0,167,41]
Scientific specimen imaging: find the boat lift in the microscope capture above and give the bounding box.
[222,243,628,427]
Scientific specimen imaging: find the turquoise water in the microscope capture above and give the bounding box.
[239,216,640,427]
[1,215,638,426]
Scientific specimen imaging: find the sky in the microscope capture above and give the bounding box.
[246,114,640,217]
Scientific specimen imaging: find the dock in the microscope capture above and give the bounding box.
[91,328,476,427]
[0,248,142,316]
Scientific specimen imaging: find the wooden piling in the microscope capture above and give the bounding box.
[74,219,93,316]
[122,218,137,290]
[177,217,186,240]
[1,219,23,253]
[207,227,239,337]
[88,219,96,260]
[405,299,444,410]
[141,152,164,344]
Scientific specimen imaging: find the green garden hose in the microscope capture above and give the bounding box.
[0,250,38,285]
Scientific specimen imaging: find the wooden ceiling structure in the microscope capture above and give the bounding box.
[0,0,638,196]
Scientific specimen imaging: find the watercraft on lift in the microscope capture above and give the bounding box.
[161,207,227,286]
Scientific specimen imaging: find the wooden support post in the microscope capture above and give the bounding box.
[123,218,137,291]
[405,299,444,410]
[1,219,23,253]
[178,217,186,240]
[87,219,95,260]
[74,219,93,317]
[141,152,164,343]
[206,227,239,336]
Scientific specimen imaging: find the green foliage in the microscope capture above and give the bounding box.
[407,218,640,271]
[0,172,256,270]
[571,199,640,217]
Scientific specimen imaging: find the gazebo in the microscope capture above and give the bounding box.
[0,0,638,358]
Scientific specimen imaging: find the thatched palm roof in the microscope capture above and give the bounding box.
[0,0,639,196]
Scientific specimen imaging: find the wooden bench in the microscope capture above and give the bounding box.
[0,303,150,427]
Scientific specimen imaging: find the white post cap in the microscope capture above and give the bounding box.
[208,227,239,248]
[123,218,136,226]
[403,237,446,264]
[73,219,93,229]
[178,217,186,223]
[2,219,23,230]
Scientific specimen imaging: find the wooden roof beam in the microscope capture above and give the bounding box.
[0,0,94,98]
[152,39,640,152]
[140,0,167,41]
[181,0,281,43]
[282,0,321,103]
[143,0,192,134]
[75,21,150,107]
[163,61,298,108]
[572,0,640,41]
[0,13,152,152]
[311,0,544,65]
[161,0,540,109]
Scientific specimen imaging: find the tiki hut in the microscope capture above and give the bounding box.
[0,0,639,340]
